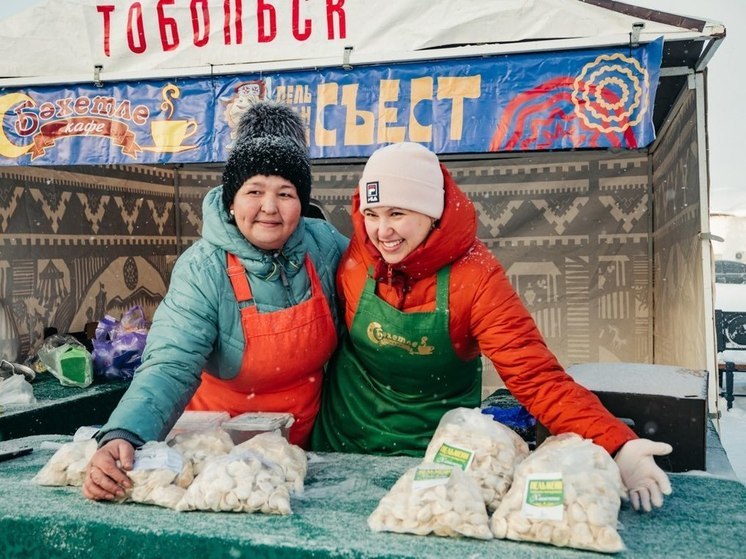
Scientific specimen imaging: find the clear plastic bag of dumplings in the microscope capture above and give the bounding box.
[236,431,307,495]
[368,462,492,540]
[424,407,529,512]
[168,428,234,475]
[123,441,194,510]
[490,433,626,553]
[177,448,292,514]
[32,439,97,486]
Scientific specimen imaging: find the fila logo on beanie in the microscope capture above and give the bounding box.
[358,142,444,219]
[365,181,380,204]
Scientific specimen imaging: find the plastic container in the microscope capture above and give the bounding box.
[222,412,294,444]
[167,410,230,440]
[58,346,90,384]
[37,336,93,388]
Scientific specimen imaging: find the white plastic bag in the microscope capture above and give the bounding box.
[37,335,93,388]
[177,449,292,514]
[236,432,307,495]
[32,439,97,486]
[368,462,493,540]
[424,407,529,512]
[168,428,234,475]
[124,441,194,510]
[490,433,626,553]
[0,375,36,406]
[0,374,36,406]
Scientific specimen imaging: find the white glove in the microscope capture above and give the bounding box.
[614,438,673,512]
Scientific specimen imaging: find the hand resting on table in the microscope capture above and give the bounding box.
[83,439,135,501]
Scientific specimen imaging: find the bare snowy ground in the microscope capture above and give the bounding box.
[719,375,746,483]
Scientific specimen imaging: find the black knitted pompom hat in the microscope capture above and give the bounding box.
[236,101,307,151]
[222,135,312,213]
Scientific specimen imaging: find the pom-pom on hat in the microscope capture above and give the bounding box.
[222,136,312,213]
[235,101,307,150]
[358,142,444,219]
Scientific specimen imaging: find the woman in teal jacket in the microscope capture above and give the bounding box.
[83,104,347,501]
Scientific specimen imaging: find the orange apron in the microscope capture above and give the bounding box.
[187,252,337,448]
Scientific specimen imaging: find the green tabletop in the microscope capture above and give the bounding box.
[0,435,744,559]
[0,375,129,441]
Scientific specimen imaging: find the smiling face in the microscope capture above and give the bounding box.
[230,175,302,250]
[362,206,434,264]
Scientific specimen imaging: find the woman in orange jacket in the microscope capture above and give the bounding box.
[312,142,672,512]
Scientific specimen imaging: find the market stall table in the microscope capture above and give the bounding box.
[0,374,129,441]
[0,433,743,559]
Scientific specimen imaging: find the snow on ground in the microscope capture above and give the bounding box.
[715,283,746,312]
[719,375,746,483]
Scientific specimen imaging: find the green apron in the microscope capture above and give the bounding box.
[312,266,481,456]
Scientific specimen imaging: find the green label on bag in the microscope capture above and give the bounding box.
[432,442,475,471]
[412,465,453,490]
[522,472,564,520]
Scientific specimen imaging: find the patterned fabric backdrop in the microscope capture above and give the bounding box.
[0,164,202,358]
[309,153,653,373]
[651,87,706,371]
[1,152,654,372]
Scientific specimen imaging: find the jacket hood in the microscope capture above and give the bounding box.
[350,163,477,282]
[201,185,307,279]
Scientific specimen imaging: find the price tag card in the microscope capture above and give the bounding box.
[412,465,454,490]
[521,472,564,521]
[432,441,475,471]
[133,445,183,474]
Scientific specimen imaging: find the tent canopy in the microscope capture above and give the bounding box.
[0,1,725,405]
[0,0,725,138]
[0,1,723,78]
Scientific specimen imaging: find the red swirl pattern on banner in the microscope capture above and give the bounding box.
[489,77,638,152]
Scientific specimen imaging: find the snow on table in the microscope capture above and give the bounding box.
[567,362,707,398]
[1,435,745,558]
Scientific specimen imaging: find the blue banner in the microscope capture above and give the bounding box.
[0,39,662,165]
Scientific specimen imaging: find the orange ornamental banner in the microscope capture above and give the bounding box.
[30,118,141,159]
[0,40,662,165]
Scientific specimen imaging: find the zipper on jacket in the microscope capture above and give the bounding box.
[385,264,410,309]
[273,251,296,306]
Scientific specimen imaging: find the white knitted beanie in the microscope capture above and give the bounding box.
[358,142,444,219]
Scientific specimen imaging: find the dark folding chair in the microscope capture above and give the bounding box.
[715,309,746,410]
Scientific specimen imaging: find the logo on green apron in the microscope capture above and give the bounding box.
[366,321,435,355]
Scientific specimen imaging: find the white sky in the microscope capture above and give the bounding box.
[628,0,746,215]
[0,1,743,213]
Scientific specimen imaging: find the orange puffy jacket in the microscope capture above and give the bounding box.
[338,163,637,455]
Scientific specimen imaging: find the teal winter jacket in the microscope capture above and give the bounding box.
[99,185,348,443]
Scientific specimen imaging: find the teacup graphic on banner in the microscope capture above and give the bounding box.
[146,119,198,152]
[143,84,198,153]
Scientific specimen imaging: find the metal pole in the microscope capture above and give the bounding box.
[173,164,183,255]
